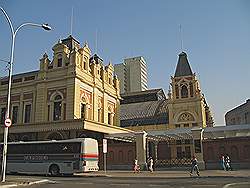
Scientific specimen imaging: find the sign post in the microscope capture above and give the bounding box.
[103,139,107,173]
[4,118,12,128]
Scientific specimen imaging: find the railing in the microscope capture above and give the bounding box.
[155,158,192,168]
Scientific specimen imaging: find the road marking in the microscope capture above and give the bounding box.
[110,183,130,186]
[0,185,18,188]
[28,179,55,185]
[79,182,93,185]
[0,179,55,188]
[223,182,250,188]
[148,185,166,187]
[192,185,217,187]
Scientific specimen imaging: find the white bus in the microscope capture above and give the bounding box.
[1,138,99,176]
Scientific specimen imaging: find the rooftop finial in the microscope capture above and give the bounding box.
[95,29,98,55]
[70,6,74,36]
[179,24,184,52]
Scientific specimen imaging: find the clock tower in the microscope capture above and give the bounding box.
[168,52,213,129]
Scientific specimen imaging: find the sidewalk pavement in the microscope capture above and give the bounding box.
[78,169,250,178]
[1,170,250,187]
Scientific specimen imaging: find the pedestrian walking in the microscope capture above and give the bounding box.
[190,156,200,176]
[225,154,232,171]
[133,159,140,173]
[220,155,226,170]
[148,157,154,173]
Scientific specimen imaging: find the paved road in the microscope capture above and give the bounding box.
[12,176,250,188]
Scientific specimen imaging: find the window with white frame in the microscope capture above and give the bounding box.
[53,95,62,121]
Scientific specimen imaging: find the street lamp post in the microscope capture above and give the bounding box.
[0,7,51,182]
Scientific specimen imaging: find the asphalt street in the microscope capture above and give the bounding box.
[11,176,250,188]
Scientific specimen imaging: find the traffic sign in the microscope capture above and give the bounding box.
[103,139,107,153]
[4,118,12,127]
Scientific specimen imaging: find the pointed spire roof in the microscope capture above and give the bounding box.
[174,51,193,77]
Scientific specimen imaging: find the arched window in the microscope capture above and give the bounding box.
[57,54,62,67]
[207,147,214,160]
[118,151,123,162]
[109,151,114,161]
[181,85,188,98]
[53,95,62,121]
[47,132,63,140]
[128,150,133,163]
[219,146,226,155]
[231,146,239,160]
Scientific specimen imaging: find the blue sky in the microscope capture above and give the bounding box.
[0,0,250,125]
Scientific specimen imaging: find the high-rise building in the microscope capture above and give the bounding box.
[114,56,148,94]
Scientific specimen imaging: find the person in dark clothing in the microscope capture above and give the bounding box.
[225,154,232,171]
[190,156,200,176]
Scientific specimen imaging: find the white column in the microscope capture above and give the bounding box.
[136,131,147,169]
[191,127,205,170]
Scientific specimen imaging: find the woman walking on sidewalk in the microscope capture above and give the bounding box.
[133,159,140,173]
[148,157,154,173]
[190,156,200,176]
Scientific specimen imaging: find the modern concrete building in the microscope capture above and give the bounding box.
[114,56,148,94]
[225,99,250,125]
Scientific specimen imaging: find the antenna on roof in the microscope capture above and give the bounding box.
[70,6,74,35]
[95,29,98,55]
[179,24,184,52]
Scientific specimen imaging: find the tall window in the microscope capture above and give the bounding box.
[57,55,62,67]
[189,83,194,97]
[81,103,85,119]
[1,107,6,124]
[53,95,62,121]
[108,112,112,125]
[177,147,182,159]
[181,85,188,98]
[12,106,18,124]
[48,105,50,121]
[98,108,102,122]
[24,104,31,123]
[185,146,191,158]
[175,85,179,99]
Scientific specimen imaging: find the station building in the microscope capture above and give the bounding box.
[1,35,249,170]
[0,35,133,143]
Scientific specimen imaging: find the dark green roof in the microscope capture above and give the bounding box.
[174,52,193,77]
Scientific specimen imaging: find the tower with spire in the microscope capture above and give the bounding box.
[168,51,214,129]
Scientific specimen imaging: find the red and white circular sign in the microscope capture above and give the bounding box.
[4,118,12,127]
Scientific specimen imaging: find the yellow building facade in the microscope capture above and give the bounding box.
[0,35,132,141]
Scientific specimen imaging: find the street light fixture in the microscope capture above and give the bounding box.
[0,7,51,182]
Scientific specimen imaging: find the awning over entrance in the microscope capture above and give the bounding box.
[203,124,250,139]
[105,128,194,142]
[105,124,250,142]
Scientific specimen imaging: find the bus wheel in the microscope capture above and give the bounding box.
[49,164,60,176]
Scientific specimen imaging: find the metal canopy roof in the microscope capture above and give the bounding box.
[105,124,250,142]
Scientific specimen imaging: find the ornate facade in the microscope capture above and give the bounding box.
[0,35,132,142]
[168,52,214,129]
[120,51,214,131]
